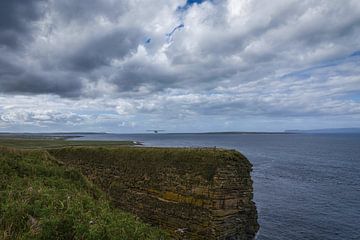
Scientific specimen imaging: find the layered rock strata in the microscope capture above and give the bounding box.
[50,147,259,239]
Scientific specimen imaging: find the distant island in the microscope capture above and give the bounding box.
[200,131,293,134]
[200,128,360,134]
[285,128,360,134]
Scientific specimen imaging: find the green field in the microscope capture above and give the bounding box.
[0,139,168,240]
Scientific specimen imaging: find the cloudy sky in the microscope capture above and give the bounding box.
[1,0,360,133]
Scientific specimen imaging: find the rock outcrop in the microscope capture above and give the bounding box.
[50,147,259,239]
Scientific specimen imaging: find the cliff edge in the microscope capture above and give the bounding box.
[50,147,259,239]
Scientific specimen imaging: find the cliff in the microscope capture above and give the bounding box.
[50,147,259,239]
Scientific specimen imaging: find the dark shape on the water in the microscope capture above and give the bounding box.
[147,130,165,134]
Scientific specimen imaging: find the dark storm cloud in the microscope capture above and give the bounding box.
[0,0,77,96]
[0,0,45,48]
[0,0,138,96]
[0,65,83,97]
[62,29,144,72]
[50,0,129,24]
[0,58,21,76]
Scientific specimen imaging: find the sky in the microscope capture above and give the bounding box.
[0,0,360,133]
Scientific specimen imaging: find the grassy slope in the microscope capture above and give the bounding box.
[0,138,136,149]
[0,147,168,240]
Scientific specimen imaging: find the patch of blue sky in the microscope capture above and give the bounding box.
[177,0,207,12]
[165,23,185,43]
[168,0,210,42]
[146,0,206,46]
[166,24,184,37]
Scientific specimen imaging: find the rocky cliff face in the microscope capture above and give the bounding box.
[50,147,259,239]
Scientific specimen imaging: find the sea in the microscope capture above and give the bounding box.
[73,133,360,240]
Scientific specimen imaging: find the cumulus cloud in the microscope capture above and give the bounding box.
[0,0,360,131]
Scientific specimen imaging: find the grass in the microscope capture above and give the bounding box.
[0,138,136,149]
[0,147,169,240]
[49,146,248,183]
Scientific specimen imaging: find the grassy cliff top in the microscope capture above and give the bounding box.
[0,138,136,149]
[0,139,253,239]
[0,147,168,239]
[50,146,251,183]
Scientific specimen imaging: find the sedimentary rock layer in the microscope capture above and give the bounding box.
[50,147,259,239]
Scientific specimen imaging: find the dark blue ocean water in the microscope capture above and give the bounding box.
[74,133,360,240]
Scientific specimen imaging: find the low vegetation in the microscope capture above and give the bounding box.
[0,146,168,240]
[49,146,238,183]
[0,138,135,149]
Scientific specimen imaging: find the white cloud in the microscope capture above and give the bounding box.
[1,0,360,131]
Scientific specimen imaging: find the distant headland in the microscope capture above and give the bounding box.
[285,128,360,134]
